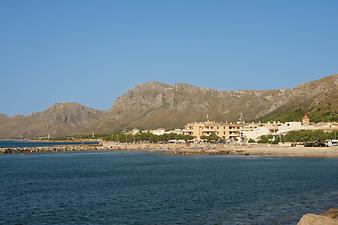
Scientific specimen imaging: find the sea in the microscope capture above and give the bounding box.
[1,142,338,225]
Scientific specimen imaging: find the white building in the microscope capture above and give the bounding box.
[242,124,277,141]
[276,122,304,134]
[150,128,166,136]
[242,121,309,141]
[165,129,184,135]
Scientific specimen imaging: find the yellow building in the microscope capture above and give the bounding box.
[184,121,243,140]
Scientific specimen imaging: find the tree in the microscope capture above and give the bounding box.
[201,133,219,142]
[258,135,273,144]
[248,138,256,143]
[102,131,194,143]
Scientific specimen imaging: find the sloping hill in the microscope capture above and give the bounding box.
[0,103,104,139]
[259,74,338,122]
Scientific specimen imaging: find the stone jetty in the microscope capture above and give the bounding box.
[0,144,103,154]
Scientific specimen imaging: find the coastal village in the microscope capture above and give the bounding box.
[1,113,337,156]
[121,113,338,147]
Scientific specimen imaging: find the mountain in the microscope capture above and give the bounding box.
[84,74,337,134]
[0,103,104,139]
[0,74,337,138]
[84,82,281,133]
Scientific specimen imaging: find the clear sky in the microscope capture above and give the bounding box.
[1,0,338,115]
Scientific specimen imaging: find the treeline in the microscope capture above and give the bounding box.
[38,132,194,143]
[258,130,338,144]
[44,134,108,141]
[200,133,219,142]
[102,132,194,143]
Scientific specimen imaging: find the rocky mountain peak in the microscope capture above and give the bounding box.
[51,102,89,109]
[134,81,171,90]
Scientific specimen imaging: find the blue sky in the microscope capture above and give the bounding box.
[1,0,338,115]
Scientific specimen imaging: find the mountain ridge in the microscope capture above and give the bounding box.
[0,74,337,138]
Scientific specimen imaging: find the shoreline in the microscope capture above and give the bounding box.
[103,142,338,158]
[1,142,338,158]
[0,139,99,143]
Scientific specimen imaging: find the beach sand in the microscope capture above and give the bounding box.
[101,142,338,158]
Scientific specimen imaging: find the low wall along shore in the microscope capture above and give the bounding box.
[1,142,338,158]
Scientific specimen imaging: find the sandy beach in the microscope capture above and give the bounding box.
[101,142,338,158]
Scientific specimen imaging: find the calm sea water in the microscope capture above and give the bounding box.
[0,140,99,148]
[1,151,338,225]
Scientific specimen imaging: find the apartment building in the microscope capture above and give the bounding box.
[184,121,243,140]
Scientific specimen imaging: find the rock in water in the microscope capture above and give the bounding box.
[297,208,338,225]
[322,208,338,219]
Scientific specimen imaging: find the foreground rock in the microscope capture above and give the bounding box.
[297,208,338,225]
[322,208,338,219]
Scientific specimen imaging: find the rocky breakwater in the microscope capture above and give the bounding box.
[0,144,104,154]
[297,208,338,225]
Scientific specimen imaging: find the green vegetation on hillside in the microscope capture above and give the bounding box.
[259,109,338,123]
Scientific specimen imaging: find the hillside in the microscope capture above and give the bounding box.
[84,82,281,134]
[0,103,104,139]
[259,75,338,122]
[0,74,337,138]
